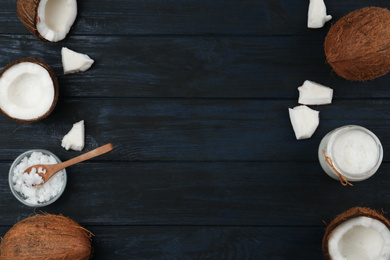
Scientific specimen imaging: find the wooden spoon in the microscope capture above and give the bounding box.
[24,143,114,186]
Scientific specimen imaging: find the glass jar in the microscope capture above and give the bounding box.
[318,125,383,185]
[9,149,67,207]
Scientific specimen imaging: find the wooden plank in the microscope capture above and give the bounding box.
[0,34,324,99]
[1,1,389,259]
[0,99,388,162]
[0,1,323,36]
[0,225,324,259]
[1,161,390,226]
[0,0,306,35]
[0,35,389,98]
[1,1,390,35]
[87,226,325,259]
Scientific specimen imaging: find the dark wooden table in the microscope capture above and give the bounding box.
[0,0,390,259]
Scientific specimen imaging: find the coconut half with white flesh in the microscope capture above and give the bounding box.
[0,57,59,123]
[323,207,390,260]
[17,0,77,42]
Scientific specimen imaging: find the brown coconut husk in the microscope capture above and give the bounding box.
[0,57,59,124]
[324,7,390,81]
[0,214,92,260]
[322,207,390,260]
[17,0,47,41]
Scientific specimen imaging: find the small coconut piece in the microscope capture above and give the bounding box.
[298,80,333,105]
[62,47,94,75]
[62,120,85,151]
[307,0,332,28]
[323,207,390,260]
[288,105,319,140]
[0,57,59,123]
[325,7,390,81]
[17,0,77,42]
[0,214,92,260]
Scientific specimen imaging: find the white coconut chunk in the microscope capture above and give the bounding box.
[61,47,94,75]
[36,0,78,42]
[298,80,333,105]
[21,169,44,187]
[288,105,319,140]
[0,62,55,120]
[328,216,390,260]
[308,0,332,28]
[61,120,85,151]
[38,167,47,174]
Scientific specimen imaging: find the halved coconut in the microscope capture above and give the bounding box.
[0,57,59,123]
[17,0,77,42]
[323,207,390,260]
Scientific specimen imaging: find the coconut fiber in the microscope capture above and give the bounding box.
[325,7,390,81]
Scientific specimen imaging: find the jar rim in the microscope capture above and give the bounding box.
[8,149,67,207]
[326,125,383,180]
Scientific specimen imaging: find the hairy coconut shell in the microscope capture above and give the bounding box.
[0,214,92,260]
[322,207,390,260]
[17,0,47,41]
[0,57,59,124]
[324,7,390,81]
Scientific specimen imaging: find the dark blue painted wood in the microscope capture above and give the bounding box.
[0,99,388,162]
[0,35,389,98]
[87,226,325,260]
[0,0,318,35]
[1,161,390,227]
[0,0,389,36]
[0,0,390,259]
[0,226,324,259]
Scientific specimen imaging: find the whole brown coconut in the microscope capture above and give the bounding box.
[322,207,390,260]
[324,7,390,81]
[0,214,92,260]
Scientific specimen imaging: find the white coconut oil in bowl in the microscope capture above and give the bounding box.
[9,149,67,207]
[318,125,383,185]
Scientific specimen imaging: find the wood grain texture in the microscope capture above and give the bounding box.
[0,99,388,162]
[0,0,387,36]
[1,162,390,226]
[0,225,324,259]
[0,34,389,98]
[87,226,324,260]
[0,0,389,259]
[0,0,318,35]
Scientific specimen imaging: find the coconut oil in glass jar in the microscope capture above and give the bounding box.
[318,125,383,184]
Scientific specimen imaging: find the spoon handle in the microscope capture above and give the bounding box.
[56,143,114,171]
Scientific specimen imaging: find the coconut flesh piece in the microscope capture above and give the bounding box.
[61,120,85,151]
[0,58,57,122]
[307,0,332,28]
[61,47,94,75]
[298,80,333,105]
[288,105,319,140]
